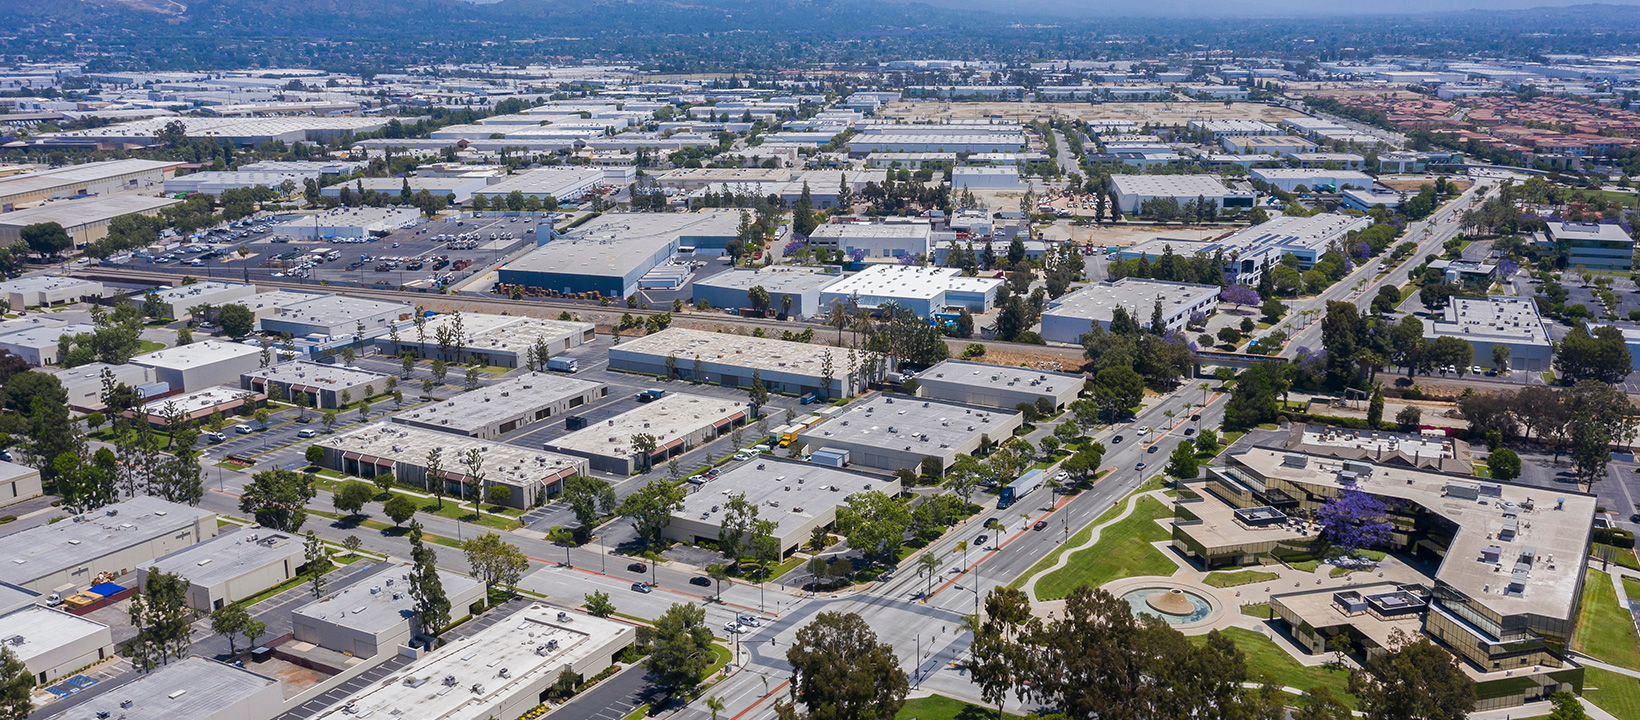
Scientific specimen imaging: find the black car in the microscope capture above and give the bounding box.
[690,576,712,587]
[1112,435,1123,444]
[1033,521,1048,531]
[1183,428,1195,436]
[627,562,647,573]
[974,534,988,545]
[1147,445,1159,453]
[1190,414,1201,421]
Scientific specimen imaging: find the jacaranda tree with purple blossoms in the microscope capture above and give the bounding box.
[1220,285,1259,309]
[1317,489,1392,554]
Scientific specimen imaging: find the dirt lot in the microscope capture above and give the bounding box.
[878,100,1303,125]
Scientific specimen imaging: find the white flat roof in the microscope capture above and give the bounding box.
[473,168,604,196]
[152,281,253,303]
[139,385,255,415]
[46,657,277,720]
[1111,174,1238,198]
[392,372,604,434]
[1424,296,1550,347]
[547,392,746,458]
[133,340,262,370]
[144,526,300,588]
[820,264,998,303]
[0,322,94,349]
[320,422,586,488]
[0,605,107,667]
[292,562,478,636]
[919,359,1083,394]
[243,361,390,392]
[798,394,1014,451]
[0,276,103,294]
[270,295,414,328]
[0,496,214,587]
[504,211,740,276]
[613,327,839,378]
[1044,278,1220,323]
[677,457,896,537]
[0,195,182,229]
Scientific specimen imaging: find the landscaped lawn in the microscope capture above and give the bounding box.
[1572,569,1640,669]
[1195,628,1355,708]
[1010,495,1131,589]
[1240,602,1272,619]
[1203,570,1280,588]
[1288,559,1322,573]
[1585,667,1640,720]
[1593,543,1640,572]
[1034,496,1174,601]
[895,694,1021,720]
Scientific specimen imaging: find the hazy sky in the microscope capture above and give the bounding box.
[900,0,1640,16]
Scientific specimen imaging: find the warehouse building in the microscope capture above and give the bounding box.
[46,361,154,412]
[0,159,181,212]
[47,657,283,720]
[163,170,318,197]
[691,266,842,319]
[0,460,42,508]
[666,458,901,556]
[0,195,183,250]
[316,423,588,509]
[915,360,1082,411]
[846,133,1027,154]
[818,264,1002,317]
[0,496,217,594]
[0,605,113,686]
[271,206,420,241]
[952,167,1024,190]
[241,361,392,409]
[230,289,329,320]
[1040,278,1221,343]
[1341,187,1405,212]
[501,212,740,298]
[141,280,257,320]
[1250,168,1375,193]
[544,392,748,475]
[136,527,304,612]
[808,223,934,260]
[865,152,957,169]
[1110,175,1256,215]
[392,372,608,440]
[1187,119,1283,139]
[133,340,265,391]
[259,294,414,338]
[1222,135,1319,156]
[379,312,595,368]
[321,176,489,204]
[306,603,633,720]
[610,327,858,398]
[795,395,1021,474]
[471,168,605,204]
[0,276,104,308]
[133,385,261,427]
[0,322,94,365]
[292,562,483,658]
[1423,296,1553,372]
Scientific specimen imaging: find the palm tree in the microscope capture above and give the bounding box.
[917,552,942,600]
[706,696,725,720]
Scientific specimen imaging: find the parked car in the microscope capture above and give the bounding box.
[689,576,712,587]
[627,562,647,573]
[297,428,318,438]
[205,431,226,443]
[234,423,255,434]
[631,582,652,594]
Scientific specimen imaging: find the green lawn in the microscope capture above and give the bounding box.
[1594,543,1640,572]
[1204,570,1280,588]
[1585,667,1640,720]
[1196,628,1356,708]
[137,339,164,353]
[1288,559,1322,573]
[895,694,1022,720]
[1034,496,1175,600]
[1625,577,1640,606]
[1010,494,1131,589]
[1572,569,1640,668]
[1240,602,1272,619]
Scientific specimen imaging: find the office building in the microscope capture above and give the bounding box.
[0,322,94,365]
[1535,221,1635,271]
[0,460,42,508]
[544,392,747,475]
[136,527,304,612]
[1422,296,1553,372]
[0,276,104,308]
[392,372,608,440]
[0,195,183,250]
[796,395,1021,473]
[46,657,283,720]
[1427,259,1498,287]
[46,361,154,412]
[379,312,595,368]
[818,264,1003,317]
[1250,169,1375,193]
[0,496,217,593]
[808,223,934,260]
[292,562,483,658]
[0,605,113,686]
[133,340,265,391]
[259,294,414,338]
[141,281,257,320]
[1341,187,1405,212]
[915,360,1082,411]
[501,212,740,298]
[691,266,842,319]
[610,327,859,399]
[316,423,588,509]
[134,385,261,427]
[666,458,901,556]
[1040,278,1221,343]
[1109,175,1256,214]
[241,361,393,409]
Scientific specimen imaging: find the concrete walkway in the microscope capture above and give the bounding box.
[1018,488,1167,602]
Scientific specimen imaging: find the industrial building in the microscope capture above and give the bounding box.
[951,167,1024,190]
[136,526,304,612]
[865,152,958,169]
[795,395,1022,473]
[846,133,1027,154]
[1187,119,1283,139]
[0,159,181,212]
[133,340,265,391]
[1222,135,1319,156]
[0,460,42,508]
[46,361,155,412]
[609,327,858,398]
[46,656,283,720]
[316,423,588,509]
[1250,168,1375,193]
[0,321,94,365]
[1535,220,1635,271]
[163,170,319,197]
[0,276,104,308]
[915,360,1082,411]
[691,266,843,319]
[544,392,747,475]
[501,211,740,298]
[0,195,183,250]
[1422,296,1553,372]
[471,168,605,204]
[321,176,490,204]
[305,603,633,720]
[0,605,114,686]
[259,294,414,338]
[808,223,934,260]
[292,562,483,658]
[1174,447,1592,711]
[1040,278,1221,343]
[1341,187,1405,212]
[134,385,261,427]
[1110,175,1256,215]
[379,312,595,368]
[230,289,329,320]
[818,264,1002,317]
[242,361,393,409]
[142,280,257,320]
[271,207,420,241]
[666,457,902,556]
[0,496,217,594]
[391,372,608,440]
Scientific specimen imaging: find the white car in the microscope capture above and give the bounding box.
[1137,426,1151,434]
[723,622,746,634]
[1471,365,1483,375]
[736,615,763,627]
